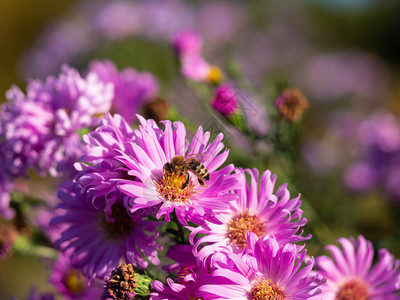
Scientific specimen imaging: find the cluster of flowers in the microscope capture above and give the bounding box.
[1,28,399,300]
[46,112,399,299]
[0,60,158,218]
[22,0,244,78]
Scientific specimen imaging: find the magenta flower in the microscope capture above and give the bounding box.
[0,65,114,178]
[180,55,212,81]
[314,235,400,300]
[200,233,323,299]
[189,168,310,261]
[172,30,203,58]
[74,112,136,218]
[49,253,102,299]
[89,60,159,124]
[116,115,239,226]
[211,85,239,117]
[51,180,162,280]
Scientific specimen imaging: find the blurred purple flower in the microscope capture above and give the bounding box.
[89,60,159,124]
[211,85,239,117]
[172,30,203,58]
[297,51,391,102]
[93,1,144,40]
[49,253,103,299]
[51,180,162,280]
[314,235,400,299]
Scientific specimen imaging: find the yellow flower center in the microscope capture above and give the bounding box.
[335,278,370,300]
[207,65,224,85]
[250,278,285,300]
[65,269,86,295]
[156,172,195,203]
[227,211,265,248]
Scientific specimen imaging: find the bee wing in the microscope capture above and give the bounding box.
[186,152,210,163]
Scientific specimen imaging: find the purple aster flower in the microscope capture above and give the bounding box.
[89,60,159,124]
[189,168,310,261]
[172,30,203,58]
[180,55,212,82]
[93,1,144,40]
[116,114,239,226]
[314,235,400,300]
[200,233,323,299]
[1,65,113,178]
[74,113,136,217]
[49,253,102,299]
[211,85,239,117]
[51,180,162,280]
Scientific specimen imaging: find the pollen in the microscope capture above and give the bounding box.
[335,278,369,300]
[227,211,265,248]
[65,269,86,296]
[156,172,195,203]
[101,201,134,239]
[250,278,285,300]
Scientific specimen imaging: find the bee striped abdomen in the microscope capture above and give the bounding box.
[188,159,209,181]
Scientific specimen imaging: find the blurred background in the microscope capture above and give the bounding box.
[1,0,400,298]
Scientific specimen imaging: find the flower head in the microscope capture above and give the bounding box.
[314,235,400,300]
[211,85,239,117]
[200,233,323,299]
[172,30,203,58]
[89,60,159,124]
[49,253,102,299]
[190,168,310,261]
[115,115,239,226]
[0,65,114,178]
[51,180,161,280]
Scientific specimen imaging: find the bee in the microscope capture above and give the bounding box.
[163,155,209,189]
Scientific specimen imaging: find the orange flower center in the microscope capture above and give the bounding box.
[156,172,195,203]
[227,211,265,248]
[335,278,370,300]
[250,278,285,300]
[65,269,86,295]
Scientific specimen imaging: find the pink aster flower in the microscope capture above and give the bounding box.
[180,55,212,81]
[0,65,113,178]
[314,235,400,300]
[89,60,159,124]
[172,30,203,58]
[51,180,162,280]
[74,113,136,218]
[200,233,323,299]
[189,168,310,261]
[49,253,102,299]
[211,85,239,117]
[116,114,239,226]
